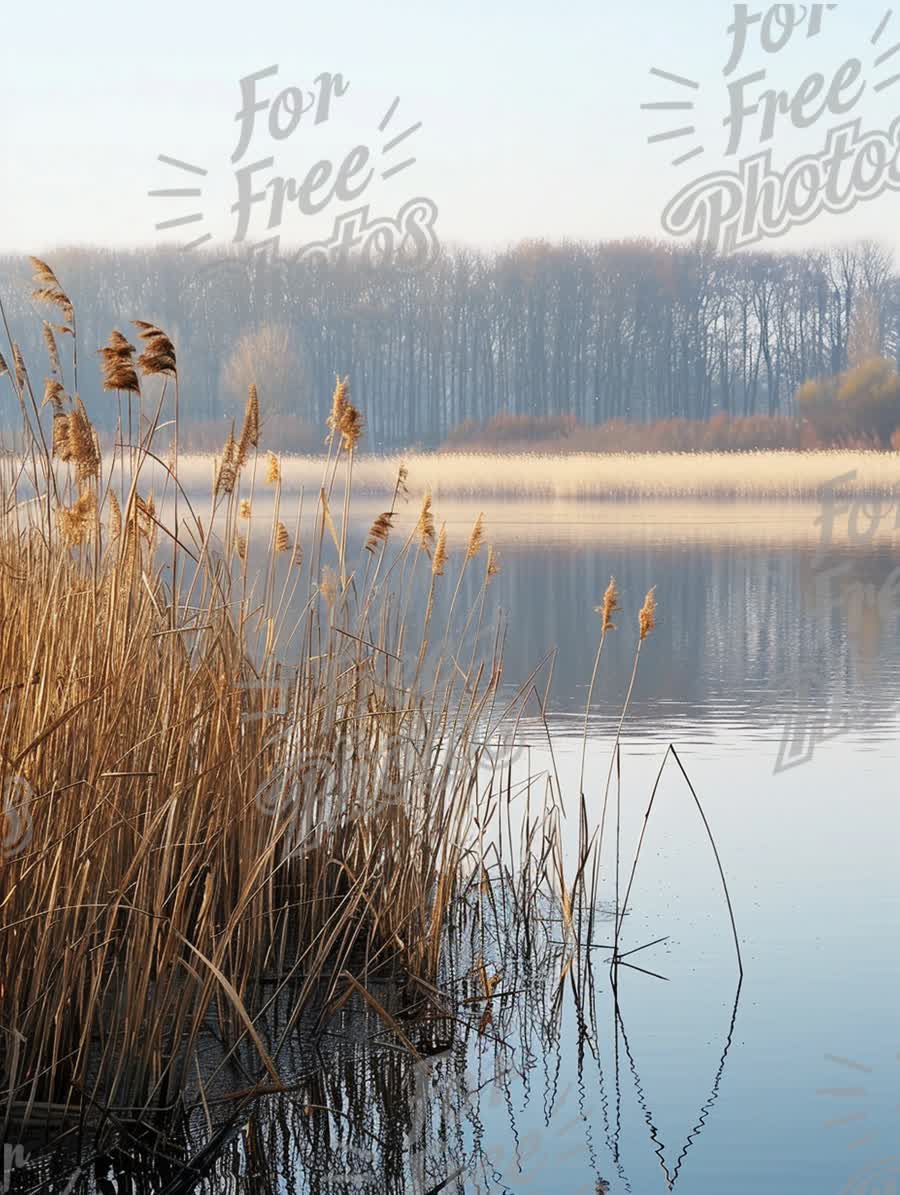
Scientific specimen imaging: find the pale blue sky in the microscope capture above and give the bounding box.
[3,0,900,257]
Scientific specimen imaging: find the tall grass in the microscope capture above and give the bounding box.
[0,260,548,1125]
[0,260,738,1175]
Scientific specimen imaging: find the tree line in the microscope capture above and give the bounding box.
[1,238,898,449]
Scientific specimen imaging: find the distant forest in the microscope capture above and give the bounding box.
[1,239,899,450]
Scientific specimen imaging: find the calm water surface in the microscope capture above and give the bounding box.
[27,502,900,1194]
[452,522,900,1195]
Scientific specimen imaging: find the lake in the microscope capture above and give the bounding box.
[436,509,900,1195]
[19,499,900,1194]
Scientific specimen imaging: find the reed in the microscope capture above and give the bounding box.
[0,262,544,1126]
[165,448,900,503]
[0,260,737,1173]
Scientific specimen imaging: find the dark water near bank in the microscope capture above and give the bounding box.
[15,508,900,1194]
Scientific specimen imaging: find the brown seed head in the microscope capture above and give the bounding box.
[12,345,27,391]
[327,375,350,443]
[57,489,96,547]
[596,576,620,634]
[339,402,363,452]
[265,451,281,485]
[69,397,100,481]
[133,321,177,377]
[432,524,448,576]
[466,513,485,560]
[417,491,435,551]
[99,330,141,394]
[42,378,66,413]
[237,384,260,466]
[215,428,238,496]
[365,511,394,553]
[109,330,135,352]
[52,413,72,460]
[43,322,61,375]
[29,257,57,285]
[30,260,74,323]
[639,587,657,641]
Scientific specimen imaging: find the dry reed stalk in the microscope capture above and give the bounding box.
[575,576,620,945]
[0,301,520,1119]
[1,257,676,1149]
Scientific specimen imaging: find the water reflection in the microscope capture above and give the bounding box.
[440,539,900,751]
[11,899,746,1194]
[613,977,743,1191]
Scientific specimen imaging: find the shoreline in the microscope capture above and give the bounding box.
[164,449,900,503]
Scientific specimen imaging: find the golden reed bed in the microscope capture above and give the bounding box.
[0,257,666,1133]
[173,449,900,502]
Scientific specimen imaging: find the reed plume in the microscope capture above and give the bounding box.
[98,330,140,394]
[339,401,363,452]
[274,521,291,553]
[327,374,350,444]
[43,322,61,376]
[42,378,66,412]
[432,524,448,576]
[133,320,177,377]
[215,428,238,496]
[13,344,27,391]
[365,511,394,553]
[68,397,100,482]
[30,256,74,325]
[239,498,252,519]
[57,490,96,546]
[486,546,500,579]
[597,576,620,633]
[52,412,71,460]
[237,384,260,467]
[265,451,281,485]
[466,513,485,560]
[417,491,435,551]
[639,587,657,640]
